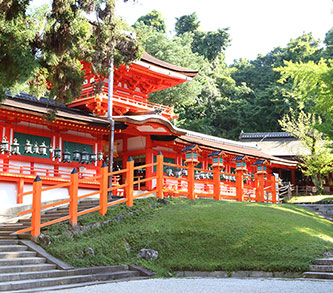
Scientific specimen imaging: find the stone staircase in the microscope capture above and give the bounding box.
[0,199,154,292]
[16,199,104,232]
[303,257,333,280]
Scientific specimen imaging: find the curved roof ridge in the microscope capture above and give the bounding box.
[140,53,198,77]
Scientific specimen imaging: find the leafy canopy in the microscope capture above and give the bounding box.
[279,111,333,194]
[0,0,142,103]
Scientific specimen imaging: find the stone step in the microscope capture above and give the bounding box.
[0,270,140,291]
[0,235,17,239]
[0,265,129,282]
[314,258,333,265]
[0,245,27,252]
[0,240,18,245]
[13,276,148,292]
[303,271,333,279]
[0,257,46,266]
[0,264,56,274]
[309,265,333,272]
[0,225,24,232]
[0,231,16,236]
[0,251,36,259]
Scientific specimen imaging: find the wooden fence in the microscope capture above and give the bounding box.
[16,153,277,237]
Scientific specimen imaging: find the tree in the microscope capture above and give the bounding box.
[192,29,230,62]
[275,59,333,141]
[134,10,166,33]
[279,111,333,194]
[0,0,141,103]
[175,12,200,35]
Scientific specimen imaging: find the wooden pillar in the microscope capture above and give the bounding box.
[156,152,164,199]
[255,173,260,202]
[31,176,42,238]
[291,169,296,186]
[145,136,153,190]
[271,175,277,203]
[235,169,244,201]
[99,162,108,216]
[17,178,24,204]
[126,157,134,207]
[69,168,79,226]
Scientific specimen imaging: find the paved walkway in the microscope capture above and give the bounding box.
[54,278,332,293]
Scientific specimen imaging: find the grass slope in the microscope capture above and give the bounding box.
[287,195,333,204]
[43,198,333,276]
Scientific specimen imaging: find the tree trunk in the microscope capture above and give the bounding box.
[311,174,324,195]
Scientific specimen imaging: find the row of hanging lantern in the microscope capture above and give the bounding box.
[1,136,104,164]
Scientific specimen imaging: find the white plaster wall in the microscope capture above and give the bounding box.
[116,139,123,153]
[34,163,54,177]
[0,182,18,207]
[127,136,145,151]
[0,181,99,210]
[9,160,31,174]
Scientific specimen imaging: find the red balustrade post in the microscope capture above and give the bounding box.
[235,169,244,201]
[271,175,277,203]
[99,162,108,216]
[187,162,196,200]
[213,167,221,200]
[31,176,42,238]
[255,174,260,202]
[126,157,134,207]
[69,168,79,226]
[156,152,164,199]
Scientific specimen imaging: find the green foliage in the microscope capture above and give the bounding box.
[279,111,333,194]
[44,198,333,275]
[0,0,141,103]
[275,59,333,140]
[192,29,230,62]
[175,12,200,35]
[134,10,166,33]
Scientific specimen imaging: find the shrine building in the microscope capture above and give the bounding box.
[0,53,298,211]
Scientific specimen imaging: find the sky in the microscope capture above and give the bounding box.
[115,0,332,63]
[31,0,332,64]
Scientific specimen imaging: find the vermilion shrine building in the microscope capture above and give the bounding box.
[0,53,297,210]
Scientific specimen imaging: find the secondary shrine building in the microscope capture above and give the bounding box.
[0,53,298,209]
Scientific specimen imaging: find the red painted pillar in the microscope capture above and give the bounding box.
[236,169,244,201]
[31,176,42,238]
[145,136,153,190]
[69,168,79,226]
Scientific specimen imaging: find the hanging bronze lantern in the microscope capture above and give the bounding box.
[81,148,90,164]
[54,147,61,159]
[0,136,9,153]
[97,150,104,161]
[39,142,47,156]
[90,152,97,163]
[73,149,81,162]
[33,142,39,154]
[11,138,20,155]
[62,149,71,163]
[24,140,33,154]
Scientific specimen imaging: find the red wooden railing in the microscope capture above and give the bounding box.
[16,153,277,237]
[0,162,97,204]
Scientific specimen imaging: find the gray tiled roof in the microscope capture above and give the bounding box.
[7,91,66,108]
[240,132,293,139]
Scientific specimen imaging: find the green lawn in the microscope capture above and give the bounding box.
[43,198,333,276]
[287,195,333,204]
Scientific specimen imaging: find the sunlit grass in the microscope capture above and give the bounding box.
[287,195,333,203]
[43,198,333,276]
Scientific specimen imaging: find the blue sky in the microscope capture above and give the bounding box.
[32,0,332,64]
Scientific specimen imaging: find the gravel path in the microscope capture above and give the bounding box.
[53,278,333,293]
